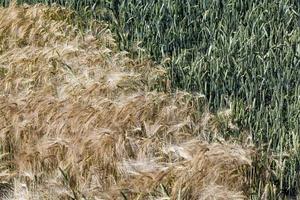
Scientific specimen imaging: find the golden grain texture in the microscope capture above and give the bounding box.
[0,3,253,200]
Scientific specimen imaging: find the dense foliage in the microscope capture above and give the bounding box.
[1,0,299,199]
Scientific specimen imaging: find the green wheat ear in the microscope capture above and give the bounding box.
[0,67,8,78]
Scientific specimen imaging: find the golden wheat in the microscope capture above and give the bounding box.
[0,2,254,200]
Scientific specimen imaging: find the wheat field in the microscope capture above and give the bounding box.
[0,2,258,200]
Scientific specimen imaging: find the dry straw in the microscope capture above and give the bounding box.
[0,2,253,199]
